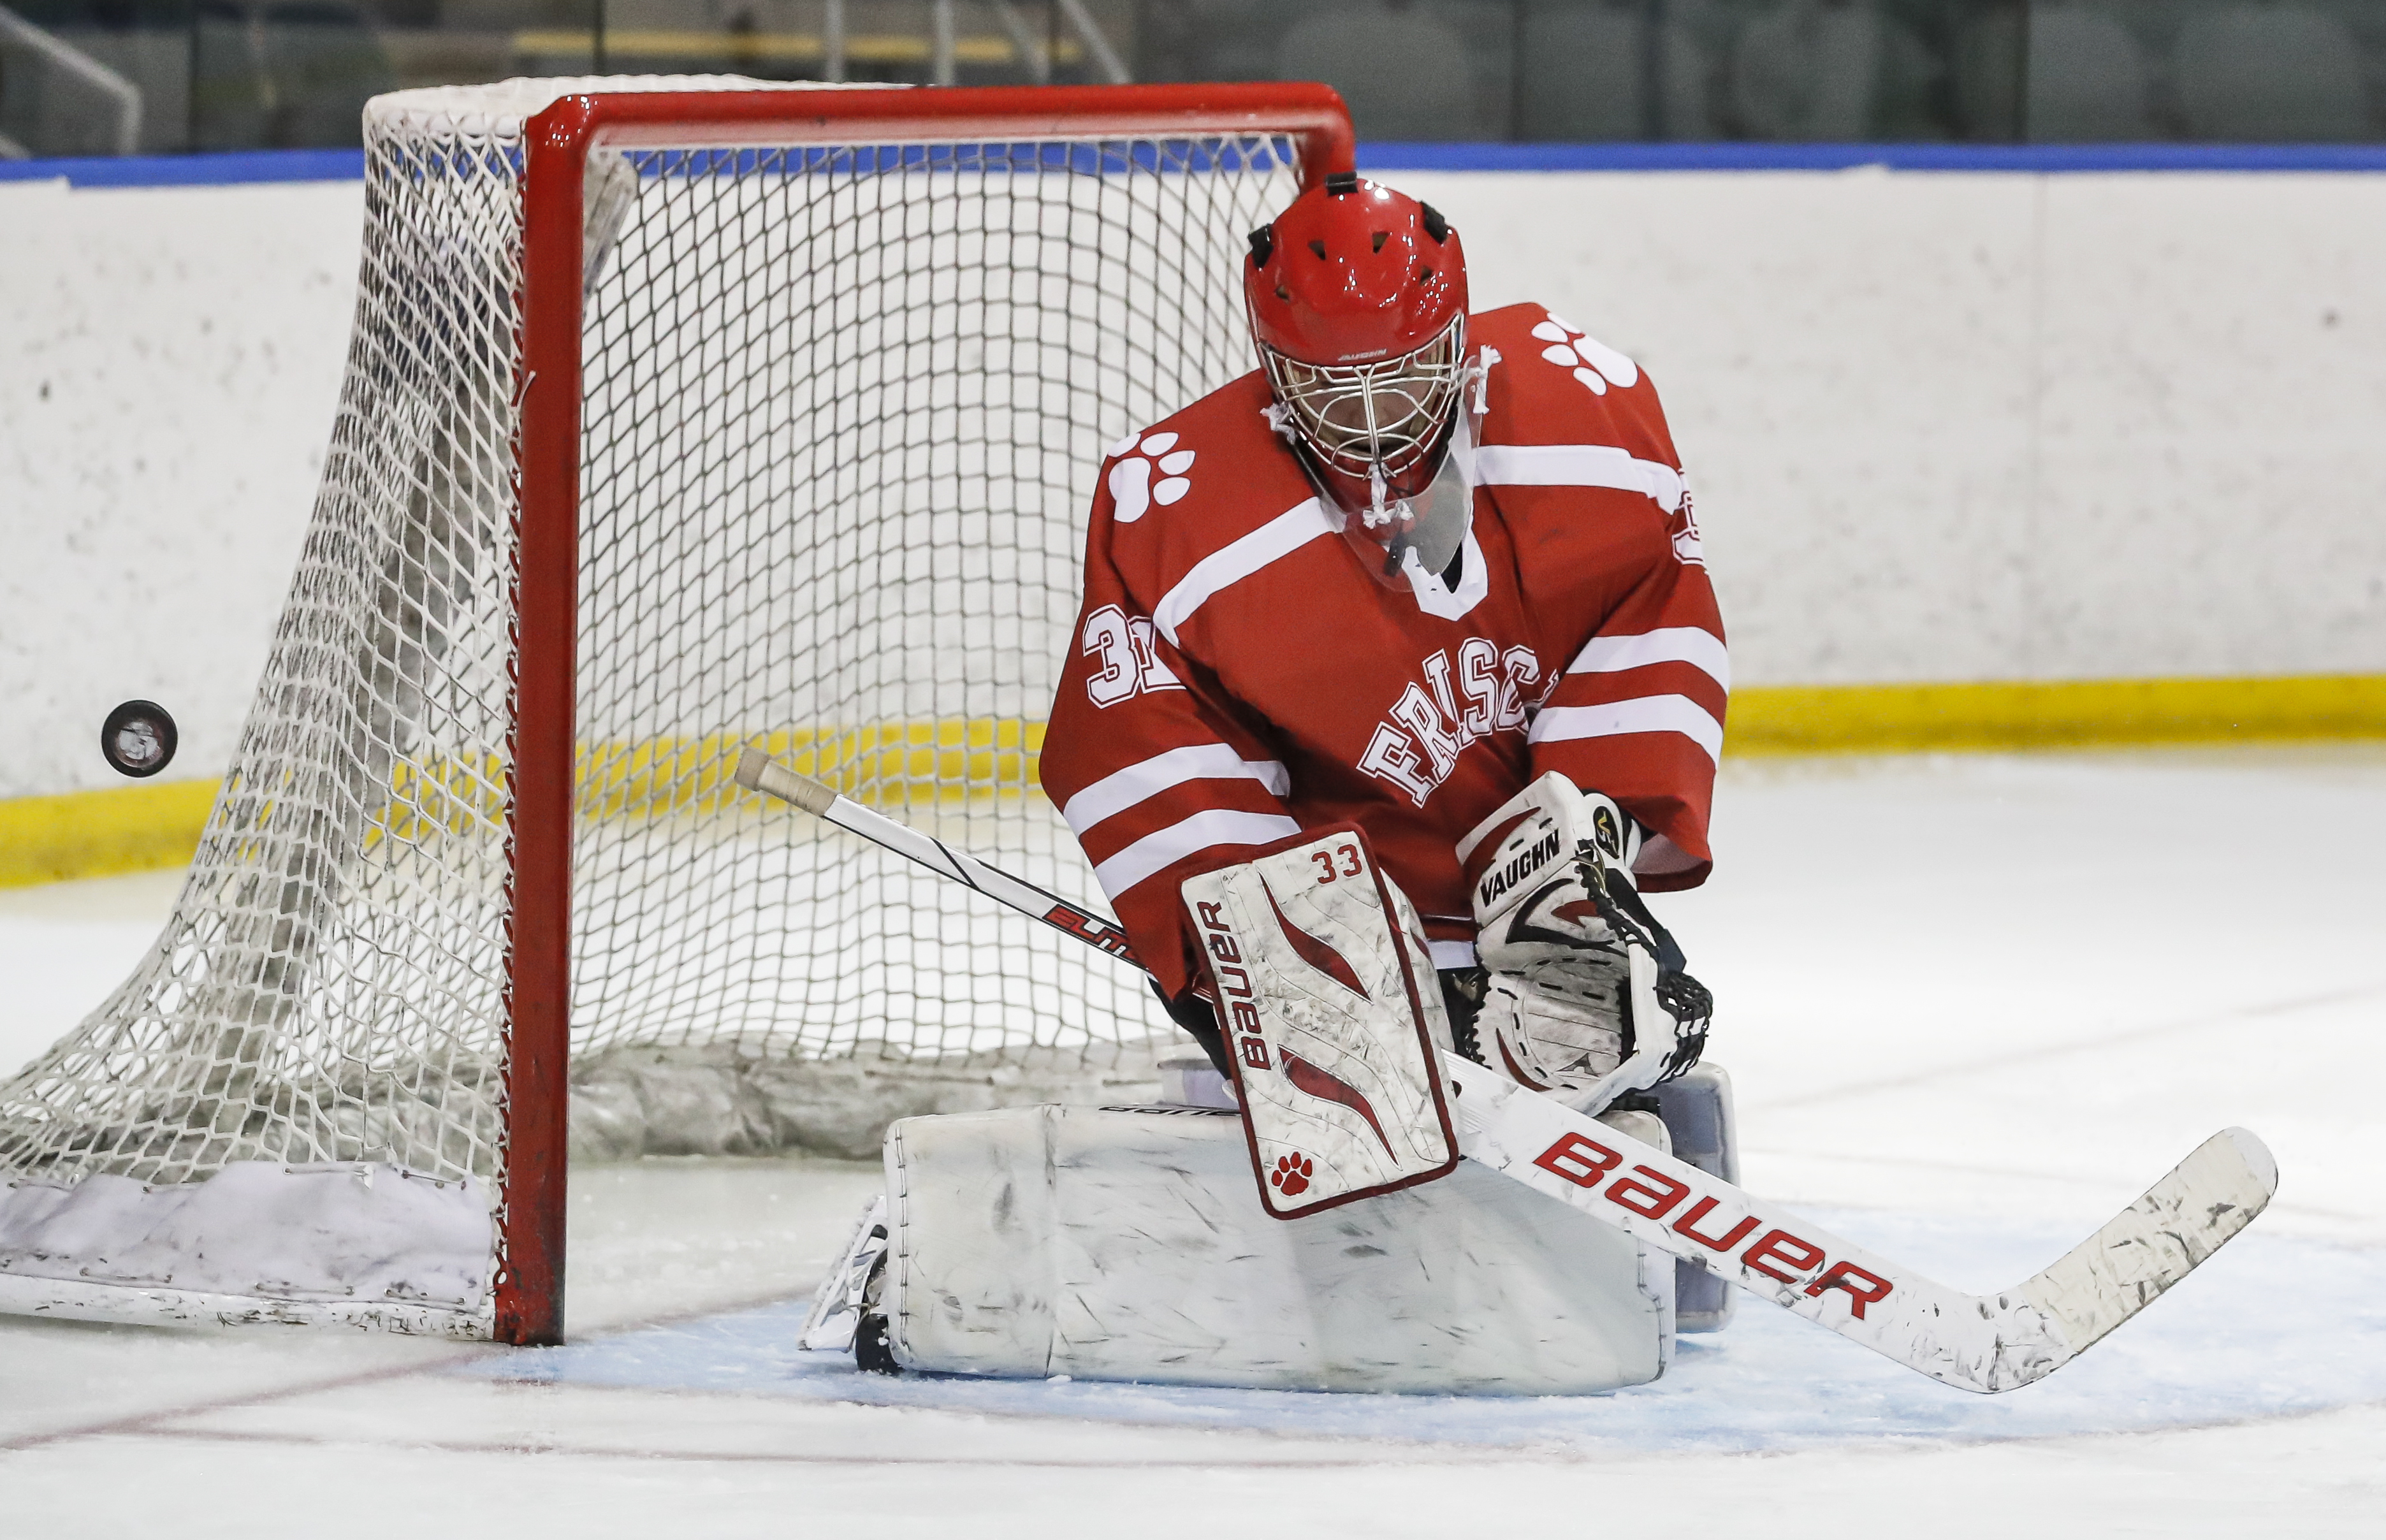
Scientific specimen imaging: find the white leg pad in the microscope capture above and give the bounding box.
[880,1103,1675,1395]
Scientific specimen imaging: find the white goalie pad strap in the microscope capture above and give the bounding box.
[1181,828,1459,1218]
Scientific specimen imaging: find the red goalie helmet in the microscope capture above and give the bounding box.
[1244,174,1469,519]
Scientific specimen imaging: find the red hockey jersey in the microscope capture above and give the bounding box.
[1040,303,1727,1002]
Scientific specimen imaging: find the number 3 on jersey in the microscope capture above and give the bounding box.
[1310,841,1363,883]
[1081,604,1184,706]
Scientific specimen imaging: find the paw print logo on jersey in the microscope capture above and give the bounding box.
[1532,314,1639,397]
[1270,1152,1314,1196]
[1105,431,1197,523]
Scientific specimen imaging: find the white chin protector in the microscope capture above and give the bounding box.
[1180,827,1458,1218]
[1342,406,1476,590]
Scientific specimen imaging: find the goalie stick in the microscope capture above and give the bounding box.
[733,747,2278,1394]
[736,748,1138,964]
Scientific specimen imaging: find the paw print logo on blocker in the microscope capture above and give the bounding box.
[1270,1152,1313,1197]
[1532,314,1639,396]
[1105,430,1197,523]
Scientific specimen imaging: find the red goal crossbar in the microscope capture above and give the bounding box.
[500,84,1355,1346]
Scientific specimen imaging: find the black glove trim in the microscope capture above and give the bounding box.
[1152,979,1232,1080]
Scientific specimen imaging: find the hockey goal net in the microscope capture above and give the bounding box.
[0,77,1350,1342]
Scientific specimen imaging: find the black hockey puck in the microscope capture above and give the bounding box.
[101,700,178,778]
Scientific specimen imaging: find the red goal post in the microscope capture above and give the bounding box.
[498,85,1356,1345]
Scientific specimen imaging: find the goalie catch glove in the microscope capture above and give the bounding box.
[1460,771,1712,1114]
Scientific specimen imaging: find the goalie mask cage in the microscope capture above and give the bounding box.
[0,78,1353,1344]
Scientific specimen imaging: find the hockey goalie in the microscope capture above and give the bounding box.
[1046,173,1722,1136]
[782,175,2273,1397]
[806,176,1724,1394]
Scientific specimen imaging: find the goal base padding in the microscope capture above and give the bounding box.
[0,1161,494,1336]
[0,1272,494,1337]
[881,1103,1678,1395]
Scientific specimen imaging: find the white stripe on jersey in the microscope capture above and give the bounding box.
[1529,693,1725,764]
[1566,626,1731,692]
[1059,743,1291,836]
[1093,809,1304,901]
[1473,443,1685,513]
[1153,498,1337,646]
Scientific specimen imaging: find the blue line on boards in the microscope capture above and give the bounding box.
[0,150,367,188]
[1358,142,2386,174]
[10,141,2386,189]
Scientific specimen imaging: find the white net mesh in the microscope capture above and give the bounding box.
[0,79,1304,1195]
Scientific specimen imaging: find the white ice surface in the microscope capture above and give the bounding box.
[0,867,186,1081]
[1,749,2381,1536]
[455,1195,2383,1449]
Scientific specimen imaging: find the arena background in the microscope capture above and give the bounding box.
[6,137,2384,878]
[4,10,2385,1533]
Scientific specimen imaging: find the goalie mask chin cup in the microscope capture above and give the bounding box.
[1314,403,1475,591]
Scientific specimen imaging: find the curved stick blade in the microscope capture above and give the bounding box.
[2016,1126,2278,1369]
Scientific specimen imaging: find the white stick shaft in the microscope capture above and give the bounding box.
[734,748,1137,962]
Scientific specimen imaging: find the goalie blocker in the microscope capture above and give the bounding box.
[1180,827,1459,1217]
